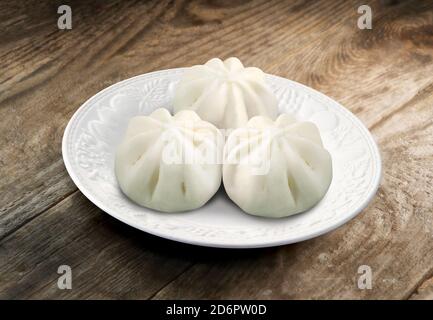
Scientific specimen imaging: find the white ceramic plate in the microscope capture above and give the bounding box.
[62,68,381,248]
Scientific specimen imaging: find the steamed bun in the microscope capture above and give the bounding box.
[174,57,278,129]
[223,114,332,218]
[115,108,223,212]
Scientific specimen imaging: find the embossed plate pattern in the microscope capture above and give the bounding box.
[62,68,381,248]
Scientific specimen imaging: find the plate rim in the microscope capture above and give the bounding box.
[62,68,382,249]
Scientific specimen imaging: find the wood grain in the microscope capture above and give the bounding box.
[0,191,195,299]
[1,0,433,299]
[410,276,433,300]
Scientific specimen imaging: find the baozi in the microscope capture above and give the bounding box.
[115,108,223,212]
[223,114,332,218]
[174,57,278,129]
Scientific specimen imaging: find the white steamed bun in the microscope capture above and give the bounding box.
[174,57,278,129]
[223,114,332,218]
[115,108,223,212]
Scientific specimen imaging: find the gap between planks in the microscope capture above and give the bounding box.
[0,188,78,242]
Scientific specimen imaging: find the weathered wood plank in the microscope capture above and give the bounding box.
[0,191,195,299]
[0,0,180,239]
[410,276,433,300]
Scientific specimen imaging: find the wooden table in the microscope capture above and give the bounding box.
[1,0,433,300]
